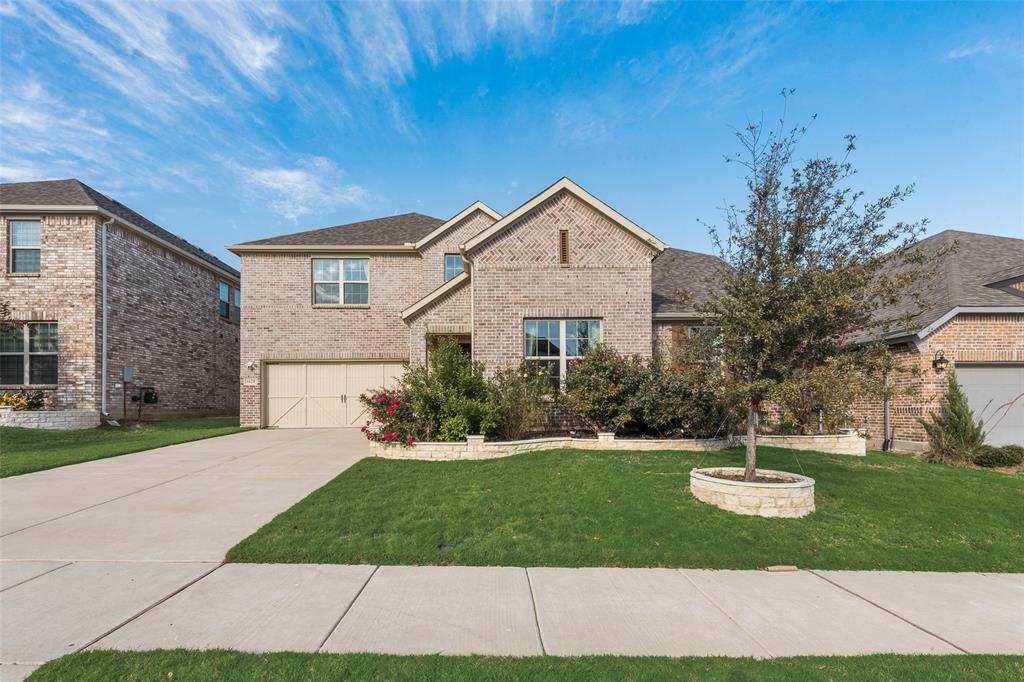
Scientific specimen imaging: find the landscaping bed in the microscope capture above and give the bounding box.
[27,650,1024,682]
[226,447,1024,571]
[0,417,247,477]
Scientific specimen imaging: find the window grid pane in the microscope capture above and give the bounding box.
[0,327,24,353]
[314,282,340,305]
[29,355,57,384]
[343,282,369,305]
[28,323,57,352]
[12,249,40,273]
[11,222,40,247]
[313,259,340,282]
[343,259,368,282]
[0,355,23,384]
[444,254,464,282]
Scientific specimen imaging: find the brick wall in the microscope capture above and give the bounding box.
[406,280,472,366]
[101,222,239,420]
[470,190,657,374]
[851,313,1024,448]
[239,251,422,426]
[418,210,496,290]
[1,214,239,419]
[1,215,98,409]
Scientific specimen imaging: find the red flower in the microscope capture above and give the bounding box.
[360,425,367,433]
[384,432,392,441]
[406,438,414,446]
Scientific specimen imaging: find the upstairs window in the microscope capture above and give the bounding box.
[444,254,464,282]
[219,282,240,323]
[524,318,601,390]
[313,258,369,305]
[0,322,57,385]
[9,221,41,273]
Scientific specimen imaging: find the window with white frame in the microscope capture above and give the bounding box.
[524,319,601,390]
[686,325,720,361]
[444,254,464,282]
[0,322,58,385]
[312,258,369,305]
[9,220,41,273]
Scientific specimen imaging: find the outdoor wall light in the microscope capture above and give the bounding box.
[932,350,950,372]
[246,361,258,371]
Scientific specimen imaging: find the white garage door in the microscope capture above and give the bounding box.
[956,364,1024,446]
[265,361,404,428]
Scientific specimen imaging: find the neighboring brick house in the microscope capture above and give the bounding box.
[231,177,727,428]
[0,179,241,424]
[848,230,1024,450]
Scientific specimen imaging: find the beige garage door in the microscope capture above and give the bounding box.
[265,361,405,428]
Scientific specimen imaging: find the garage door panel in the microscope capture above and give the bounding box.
[957,364,1024,446]
[266,361,404,428]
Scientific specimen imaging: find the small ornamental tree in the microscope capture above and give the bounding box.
[559,345,645,433]
[918,369,986,465]
[702,94,936,481]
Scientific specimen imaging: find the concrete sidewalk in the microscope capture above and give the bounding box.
[2,563,1021,680]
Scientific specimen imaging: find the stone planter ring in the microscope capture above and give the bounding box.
[690,467,815,518]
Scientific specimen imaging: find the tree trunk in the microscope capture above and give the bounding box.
[744,401,758,482]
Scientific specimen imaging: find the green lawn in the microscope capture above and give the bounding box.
[226,447,1024,571]
[28,651,1024,681]
[0,417,246,477]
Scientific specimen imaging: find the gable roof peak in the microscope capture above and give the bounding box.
[412,200,502,250]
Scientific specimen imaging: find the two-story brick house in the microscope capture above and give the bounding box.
[0,179,241,426]
[230,178,725,428]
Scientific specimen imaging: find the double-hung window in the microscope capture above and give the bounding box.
[219,282,240,323]
[444,254,464,282]
[0,322,58,385]
[524,319,601,390]
[9,221,41,273]
[313,258,369,305]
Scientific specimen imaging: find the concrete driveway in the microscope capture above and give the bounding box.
[1,428,365,679]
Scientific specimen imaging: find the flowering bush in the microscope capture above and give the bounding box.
[358,387,421,446]
[559,344,646,433]
[632,359,737,438]
[489,363,549,440]
[0,390,46,411]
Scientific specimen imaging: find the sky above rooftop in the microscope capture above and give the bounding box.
[1,1,1021,267]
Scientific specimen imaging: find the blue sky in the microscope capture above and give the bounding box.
[1,1,1021,268]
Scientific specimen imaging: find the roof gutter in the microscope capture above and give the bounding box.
[916,306,1024,339]
[1,204,239,282]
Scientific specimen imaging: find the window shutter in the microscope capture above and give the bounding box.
[559,230,569,265]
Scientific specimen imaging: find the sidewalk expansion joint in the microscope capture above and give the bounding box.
[317,564,380,651]
[524,568,548,656]
[73,562,225,654]
[0,562,73,594]
[807,570,970,654]
[677,570,775,658]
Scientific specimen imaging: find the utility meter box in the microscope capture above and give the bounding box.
[122,367,134,383]
[143,389,158,404]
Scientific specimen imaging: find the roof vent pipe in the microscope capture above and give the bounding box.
[100,217,114,417]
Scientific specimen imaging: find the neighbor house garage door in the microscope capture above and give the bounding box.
[956,364,1024,446]
[265,361,404,428]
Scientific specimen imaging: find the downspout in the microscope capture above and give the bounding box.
[100,217,114,417]
[882,369,891,452]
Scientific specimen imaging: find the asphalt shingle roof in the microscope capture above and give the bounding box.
[651,247,731,314]
[0,179,238,276]
[235,213,444,247]
[869,229,1024,339]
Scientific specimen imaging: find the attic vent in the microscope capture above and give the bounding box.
[559,230,569,265]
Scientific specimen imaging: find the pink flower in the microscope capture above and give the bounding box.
[360,425,367,433]
[391,432,399,439]
[406,438,414,446]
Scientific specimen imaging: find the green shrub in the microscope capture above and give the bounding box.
[973,445,1024,468]
[559,345,645,433]
[629,359,735,438]
[0,390,46,411]
[918,370,986,465]
[489,363,549,440]
[401,337,496,441]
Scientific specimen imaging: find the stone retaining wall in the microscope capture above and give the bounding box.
[0,409,99,430]
[690,467,816,518]
[371,432,730,461]
[740,432,866,456]
[372,431,867,461]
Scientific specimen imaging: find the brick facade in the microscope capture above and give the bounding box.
[1,213,239,420]
[471,190,656,374]
[852,313,1024,449]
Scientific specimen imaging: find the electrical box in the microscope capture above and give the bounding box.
[122,367,134,382]
[143,389,158,404]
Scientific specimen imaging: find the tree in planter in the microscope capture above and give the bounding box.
[918,369,986,465]
[702,95,934,481]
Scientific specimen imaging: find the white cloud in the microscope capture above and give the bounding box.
[616,1,661,27]
[238,157,369,220]
[0,163,42,182]
[946,39,994,60]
